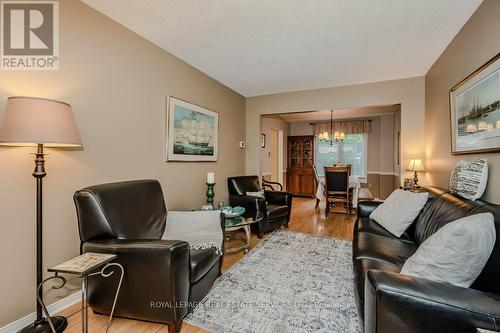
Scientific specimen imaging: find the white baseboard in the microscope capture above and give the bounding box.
[0,292,81,333]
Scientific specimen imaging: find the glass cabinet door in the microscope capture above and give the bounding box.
[302,137,314,167]
[290,139,302,167]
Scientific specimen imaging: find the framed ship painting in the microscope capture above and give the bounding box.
[167,96,218,161]
[450,53,500,154]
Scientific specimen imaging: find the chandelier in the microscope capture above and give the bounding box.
[318,110,345,145]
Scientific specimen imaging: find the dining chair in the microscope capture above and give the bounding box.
[334,164,355,200]
[312,165,321,209]
[324,166,352,217]
[334,163,352,175]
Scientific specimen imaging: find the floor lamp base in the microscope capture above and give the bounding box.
[18,316,67,333]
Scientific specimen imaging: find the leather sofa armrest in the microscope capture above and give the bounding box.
[82,239,190,322]
[365,270,500,333]
[229,194,266,219]
[264,190,292,206]
[357,201,382,218]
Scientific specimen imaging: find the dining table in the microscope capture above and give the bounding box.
[316,175,362,208]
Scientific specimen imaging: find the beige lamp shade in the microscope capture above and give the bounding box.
[0,96,82,147]
[407,159,425,172]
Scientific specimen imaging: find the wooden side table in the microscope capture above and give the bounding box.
[40,253,124,333]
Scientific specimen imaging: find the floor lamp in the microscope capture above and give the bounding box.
[0,97,82,333]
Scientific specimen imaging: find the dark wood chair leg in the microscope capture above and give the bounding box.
[168,321,183,333]
[315,198,320,209]
[257,232,264,239]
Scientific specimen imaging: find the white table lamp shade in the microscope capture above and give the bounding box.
[407,159,425,172]
[0,96,82,147]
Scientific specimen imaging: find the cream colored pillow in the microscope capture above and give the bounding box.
[401,213,495,287]
[246,190,265,199]
[369,189,429,237]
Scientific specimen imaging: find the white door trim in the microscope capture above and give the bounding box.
[277,129,284,185]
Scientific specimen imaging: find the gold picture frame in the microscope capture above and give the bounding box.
[449,52,500,155]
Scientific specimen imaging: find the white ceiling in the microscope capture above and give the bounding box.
[82,0,482,97]
[270,104,400,122]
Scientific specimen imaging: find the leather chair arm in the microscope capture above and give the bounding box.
[83,238,189,255]
[264,190,292,206]
[357,201,382,218]
[229,194,266,219]
[82,239,190,323]
[365,270,500,333]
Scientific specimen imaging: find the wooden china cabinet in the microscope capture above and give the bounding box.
[287,135,316,197]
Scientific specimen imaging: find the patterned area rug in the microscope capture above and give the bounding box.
[185,230,361,333]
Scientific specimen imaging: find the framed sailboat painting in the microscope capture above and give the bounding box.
[450,53,500,154]
[167,96,218,161]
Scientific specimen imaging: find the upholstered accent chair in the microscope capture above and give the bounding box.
[74,179,223,333]
[227,175,292,238]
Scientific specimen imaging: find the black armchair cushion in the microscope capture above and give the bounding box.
[264,190,291,205]
[228,176,260,195]
[190,248,219,283]
[266,204,289,219]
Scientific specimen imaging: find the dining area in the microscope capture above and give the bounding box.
[284,116,389,217]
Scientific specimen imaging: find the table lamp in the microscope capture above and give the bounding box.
[0,96,82,333]
[407,159,424,189]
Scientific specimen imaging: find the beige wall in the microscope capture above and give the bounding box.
[246,77,426,189]
[289,121,314,136]
[368,114,399,199]
[0,0,245,326]
[260,116,289,181]
[425,0,500,204]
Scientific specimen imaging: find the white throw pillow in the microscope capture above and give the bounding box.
[369,189,429,237]
[401,213,495,287]
[246,190,265,199]
[449,159,488,201]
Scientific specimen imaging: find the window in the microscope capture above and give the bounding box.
[315,133,367,177]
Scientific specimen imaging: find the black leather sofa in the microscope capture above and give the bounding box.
[354,186,500,333]
[74,180,223,333]
[228,176,292,238]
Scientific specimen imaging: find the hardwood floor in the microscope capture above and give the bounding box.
[59,197,356,333]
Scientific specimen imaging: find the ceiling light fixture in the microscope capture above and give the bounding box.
[318,110,345,145]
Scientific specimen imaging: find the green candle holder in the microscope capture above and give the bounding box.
[206,183,215,206]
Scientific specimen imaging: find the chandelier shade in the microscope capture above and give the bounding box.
[318,110,345,145]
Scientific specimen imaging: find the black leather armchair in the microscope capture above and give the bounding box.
[74,180,223,333]
[228,176,292,238]
[354,186,500,333]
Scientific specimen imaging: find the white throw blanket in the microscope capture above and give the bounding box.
[162,210,223,254]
